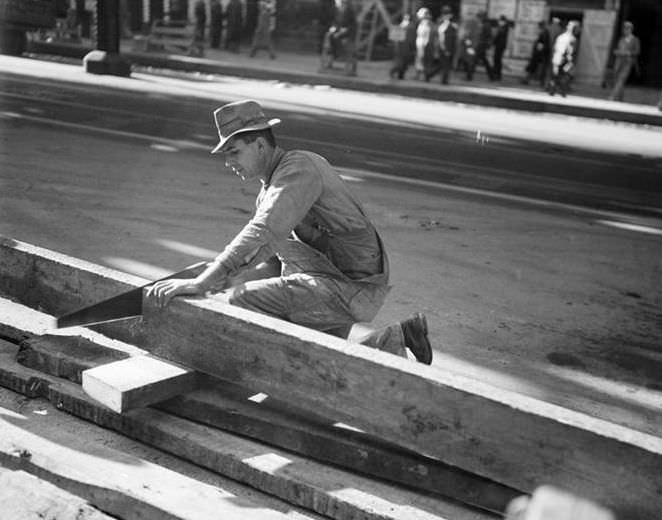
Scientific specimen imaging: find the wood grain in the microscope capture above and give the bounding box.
[2,237,661,519]
[13,330,518,514]
[0,469,115,520]
[0,340,489,520]
[82,355,198,413]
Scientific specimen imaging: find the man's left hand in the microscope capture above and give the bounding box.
[146,278,203,308]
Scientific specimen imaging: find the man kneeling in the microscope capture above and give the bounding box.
[147,100,432,364]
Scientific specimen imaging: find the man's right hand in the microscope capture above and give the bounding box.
[146,278,203,308]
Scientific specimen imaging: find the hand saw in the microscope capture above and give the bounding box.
[56,261,208,328]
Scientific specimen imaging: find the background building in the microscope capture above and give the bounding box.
[61,0,660,86]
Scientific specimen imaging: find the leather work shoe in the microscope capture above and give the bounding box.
[400,313,433,365]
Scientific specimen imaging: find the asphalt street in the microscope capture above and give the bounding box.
[1,57,661,439]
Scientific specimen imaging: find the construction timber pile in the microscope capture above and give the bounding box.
[0,236,660,520]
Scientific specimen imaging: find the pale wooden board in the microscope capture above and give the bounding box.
[12,328,519,514]
[0,468,115,520]
[0,340,491,520]
[0,371,317,520]
[82,355,198,413]
[1,237,661,519]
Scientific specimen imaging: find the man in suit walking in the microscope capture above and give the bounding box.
[426,5,458,84]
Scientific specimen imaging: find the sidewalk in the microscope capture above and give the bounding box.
[25,37,662,127]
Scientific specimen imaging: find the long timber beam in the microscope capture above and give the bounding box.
[11,330,518,514]
[1,236,661,519]
[0,339,488,520]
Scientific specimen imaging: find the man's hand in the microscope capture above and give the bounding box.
[146,278,203,308]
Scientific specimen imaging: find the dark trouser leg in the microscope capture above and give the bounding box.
[440,54,452,84]
[222,274,406,357]
[493,49,504,80]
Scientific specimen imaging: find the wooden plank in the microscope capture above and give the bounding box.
[0,340,489,520]
[82,355,198,413]
[2,238,662,518]
[0,469,115,520]
[11,325,518,514]
[0,371,318,520]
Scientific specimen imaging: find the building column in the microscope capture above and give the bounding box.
[83,0,131,77]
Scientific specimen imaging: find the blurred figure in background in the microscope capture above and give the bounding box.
[414,7,434,80]
[191,0,207,56]
[457,10,480,81]
[426,5,457,84]
[210,0,224,49]
[389,13,416,80]
[194,0,206,41]
[547,16,563,48]
[521,21,551,86]
[317,0,336,53]
[545,17,563,83]
[225,0,244,52]
[609,21,640,101]
[250,0,277,59]
[548,20,578,97]
[474,11,494,81]
[492,14,510,81]
[322,0,358,75]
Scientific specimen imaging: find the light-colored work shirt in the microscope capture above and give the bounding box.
[215,147,388,285]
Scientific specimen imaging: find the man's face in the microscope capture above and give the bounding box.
[221,136,263,181]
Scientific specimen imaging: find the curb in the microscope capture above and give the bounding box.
[26,40,662,127]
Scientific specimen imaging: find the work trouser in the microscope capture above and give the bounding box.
[250,27,276,58]
[493,47,505,80]
[427,52,453,84]
[548,63,572,96]
[215,238,407,357]
[474,49,493,80]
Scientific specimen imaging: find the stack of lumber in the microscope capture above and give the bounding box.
[0,236,660,520]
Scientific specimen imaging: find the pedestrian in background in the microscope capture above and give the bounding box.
[317,0,336,54]
[146,99,433,365]
[250,0,277,59]
[225,0,244,53]
[414,7,434,80]
[190,0,207,57]
[547,17,563,48]
[194,0,207,41]
[209,0,224,49]
[474,11,494,81]
[457,11,480,80]
[609,21,640,102]
[521,21,550,86]
[492,14,510,81]
[545,17,563,82]
[389,13,416,80]
[426,5,457,84]
[548,20,578,97]
[326,0,358,75]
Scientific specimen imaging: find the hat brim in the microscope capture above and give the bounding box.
[211,118,281,154]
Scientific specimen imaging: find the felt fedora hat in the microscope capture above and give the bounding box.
[211,100,280,154]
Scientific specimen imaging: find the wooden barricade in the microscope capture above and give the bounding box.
[1,236,661,519]
[144,19,203,57]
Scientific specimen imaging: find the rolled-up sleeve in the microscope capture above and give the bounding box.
[215,153,323,274]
